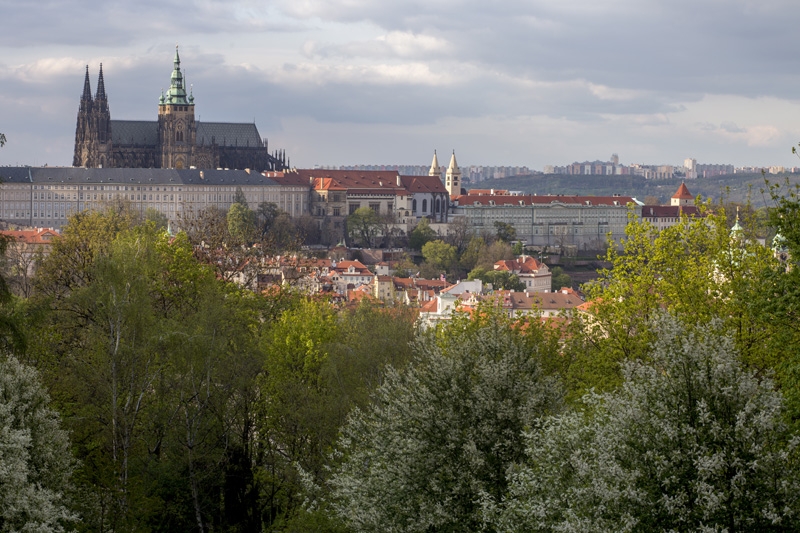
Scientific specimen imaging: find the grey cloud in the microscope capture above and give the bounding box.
[721,122,746,133]
[0,0,301,48]
[275,0,800,101]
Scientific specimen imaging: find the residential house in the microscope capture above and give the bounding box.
[494,255,551,292]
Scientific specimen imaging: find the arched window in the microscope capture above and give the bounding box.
[435,198,441,213]
[422,199,427,213]
[412,199,417,213]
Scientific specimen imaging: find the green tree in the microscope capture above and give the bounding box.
[494,221,517,243]
[32,218,268,530]
[550,266,572,291]
[421,239,457,274]
[408,218,436,250]
[33,207,138,299]
[258,299,417,530]
[459,235,488,272]
[753,178,800,426]
[446,216,473,254]
[227,201,257,245]
[500,316,800,532]
[143,206,168,230]
[268,211,300,251]
[569,207,775,397]
[233,186,248,206]
[467,266,526,291]
[330,305,562,533]
[347,206,381,247]
[256,201,280,238]
[180,205,264,284]
[0,355,75,532]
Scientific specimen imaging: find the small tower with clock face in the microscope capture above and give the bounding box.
[158,45,196,169]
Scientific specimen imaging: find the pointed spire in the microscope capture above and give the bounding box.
[95,63,107,100]
[82,65,92,100]
[731,206,743,240]
[165,44,189,105]
[428,150,441,177]
[80,65,93,112]
[447,149,459,172]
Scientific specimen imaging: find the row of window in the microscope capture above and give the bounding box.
[411,198,443,214]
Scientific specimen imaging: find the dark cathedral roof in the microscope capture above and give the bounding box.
[111,120,159,146]
[196,122,263,148]
[109,120,264,149]
[0,167,282,187]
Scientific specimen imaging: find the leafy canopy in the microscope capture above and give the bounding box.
[500,315,800,533]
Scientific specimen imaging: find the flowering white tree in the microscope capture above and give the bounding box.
[499,315,800,532]
[0,355,75,531]
[330,308,563,533]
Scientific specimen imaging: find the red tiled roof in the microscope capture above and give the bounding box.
[495,256,545,273]
[420,298,438,313]
[336,260,370,270]
[1,228,60,244]
[672,182,694,199]
[297,169,402,193]
[400,175,447,194]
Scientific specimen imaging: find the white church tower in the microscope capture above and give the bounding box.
[445,150,461,198]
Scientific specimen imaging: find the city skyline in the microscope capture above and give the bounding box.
[2,1,800,170]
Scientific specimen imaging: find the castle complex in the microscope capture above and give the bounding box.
[73,47,287,172]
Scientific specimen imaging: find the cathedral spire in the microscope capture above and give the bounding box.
[164,44,190,105]
[80,65,92,112]
[96,63,107,100]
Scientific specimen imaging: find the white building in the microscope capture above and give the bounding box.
[0,167,308,229]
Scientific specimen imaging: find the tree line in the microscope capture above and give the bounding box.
[2,183,800,531]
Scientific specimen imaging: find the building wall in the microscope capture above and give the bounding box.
[0,168,306,230]
[451,202,637,250]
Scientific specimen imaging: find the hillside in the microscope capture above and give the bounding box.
[472,172,800,207]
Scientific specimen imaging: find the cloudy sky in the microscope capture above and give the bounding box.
[2,0,800,170]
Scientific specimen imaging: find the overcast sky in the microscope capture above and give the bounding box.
[2,0,800,170]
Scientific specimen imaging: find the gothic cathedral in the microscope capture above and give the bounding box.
[73,47,287,171]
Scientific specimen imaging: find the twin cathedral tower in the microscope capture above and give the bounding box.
[74,46,287,172]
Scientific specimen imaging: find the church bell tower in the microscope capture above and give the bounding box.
[158,46,196,169]
[445,150,461,198]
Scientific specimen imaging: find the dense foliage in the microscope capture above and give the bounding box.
[331,306,562,533]
[1,180,800,531]
[499,316,800,532]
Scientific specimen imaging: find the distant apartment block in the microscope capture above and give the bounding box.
[545,155,745,180]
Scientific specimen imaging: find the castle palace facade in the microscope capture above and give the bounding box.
[73,47,287,172]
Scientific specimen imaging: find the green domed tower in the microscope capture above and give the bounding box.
[157,45,196,169]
